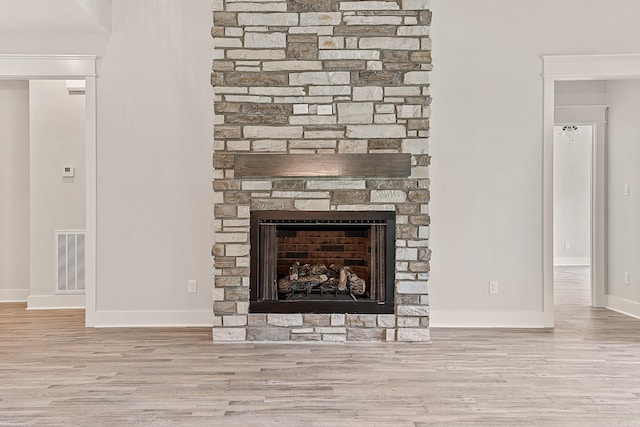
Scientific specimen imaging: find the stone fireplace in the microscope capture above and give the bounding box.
[211,0,431,342]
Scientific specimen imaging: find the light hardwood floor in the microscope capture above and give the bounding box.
[1,269,639,426]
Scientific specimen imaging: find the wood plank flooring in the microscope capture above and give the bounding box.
[1,269,640,426]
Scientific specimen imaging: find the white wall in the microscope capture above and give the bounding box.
[0,0,214,326]
[0,81,30,301]
[429,0,640,326]
[606,80,640,317]
[28,80,86,308]
[553,125,591,266]
[555,81,608,107]
[94,1,214,325]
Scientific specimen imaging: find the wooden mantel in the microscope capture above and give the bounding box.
[234,153,412,179]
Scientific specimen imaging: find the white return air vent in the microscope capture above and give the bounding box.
[55,230,86,294]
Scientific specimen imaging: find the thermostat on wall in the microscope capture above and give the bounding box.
[62,165,75,177]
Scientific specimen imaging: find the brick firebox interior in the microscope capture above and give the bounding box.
[212,0,431,342]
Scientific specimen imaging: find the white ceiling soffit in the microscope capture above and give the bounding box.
[0,0,111,33]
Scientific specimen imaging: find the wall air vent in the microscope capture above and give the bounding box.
[55,230,86,293]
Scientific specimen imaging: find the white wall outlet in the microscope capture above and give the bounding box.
[625,183,630,196]
[489,281,498,295]
[564,242,571,251]
[625,272,630,286]
[188,280,197,293]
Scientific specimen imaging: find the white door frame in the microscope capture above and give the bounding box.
[0,55,97,326]
[543,54,640,327]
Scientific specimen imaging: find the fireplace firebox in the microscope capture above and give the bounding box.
[250,211,395,314]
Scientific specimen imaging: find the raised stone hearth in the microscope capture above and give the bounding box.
[211,0,431,342]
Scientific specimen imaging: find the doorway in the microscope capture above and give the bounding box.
[543,54,640,326]
[0,55,97,326]
[553,124,593,307]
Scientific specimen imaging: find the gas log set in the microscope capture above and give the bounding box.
[278,262,366,300]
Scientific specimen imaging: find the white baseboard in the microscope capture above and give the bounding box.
[606,295,640,320]
[429,310,547,328]
[91,310,213,327]
[27,294,85,309]
[554,257,590,266]
[0,289,29,302]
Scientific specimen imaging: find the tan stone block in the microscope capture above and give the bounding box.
[346,314,377,328]
[396,328,430,342]
[340,1,400,10]
[371,190,407,203]
[293,333,323,341]
[246,327,289,341]
[223,315,247,327]
[237,13,298,26]
[215,276,242,287]
[347,328,385,341]
[268,314,303,327]
[337,102,374,124]
[378,315,396,328]
[330,314,345,326]
[244,126,303,139]
[397,316,421,327]
[289,71,350,86]
[214,301,237,316]
[227,49,287,60]
[322,334,347,342]
[344,16,402,25]
[247,314,267,326]
[213,328,246,342]
[213,12,238,26]
[403,0,431,10]
[300,12,342,26]
[262,61,323,71]
[397,280,428,294]
[295,199,330,210]
[346,125,406,139]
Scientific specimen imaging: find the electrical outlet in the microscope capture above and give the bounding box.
[625,272,630,286]
[188,280,197,294]
[625,184,630,196]
[564,242,571,251]
[489,281,498,295]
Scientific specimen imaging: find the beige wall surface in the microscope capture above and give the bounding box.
[0,81,30,301]
[429,0,640,326]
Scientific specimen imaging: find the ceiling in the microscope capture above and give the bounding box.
[0,0,111,33]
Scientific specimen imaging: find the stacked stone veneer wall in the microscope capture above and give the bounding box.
[211,0,431,342]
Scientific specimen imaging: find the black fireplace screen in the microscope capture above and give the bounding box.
[250,211,395,314]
